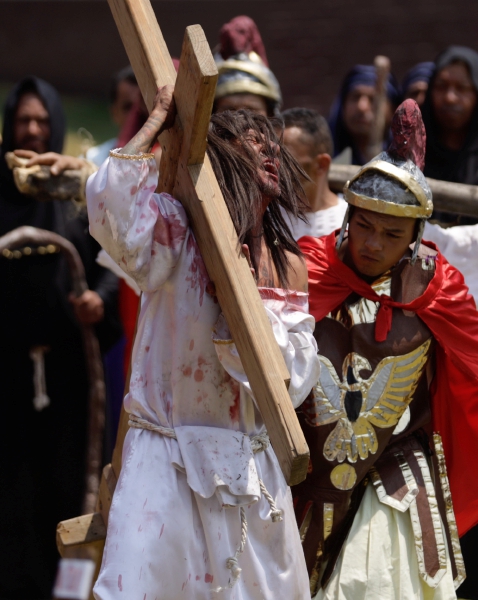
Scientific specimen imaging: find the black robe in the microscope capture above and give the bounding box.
[0,77,121,599]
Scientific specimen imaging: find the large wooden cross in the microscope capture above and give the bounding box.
[57,0,310,571]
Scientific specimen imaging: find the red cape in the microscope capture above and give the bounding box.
[299,231,478,536]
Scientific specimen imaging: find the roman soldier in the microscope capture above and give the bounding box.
[295,99,478,599]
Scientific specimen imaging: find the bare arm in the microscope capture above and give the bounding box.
[121,85,176,156]
[286,253,308,293]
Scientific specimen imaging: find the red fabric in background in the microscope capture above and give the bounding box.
[219,15,269,66]
[118,279,140,377]
[299,231,478,536]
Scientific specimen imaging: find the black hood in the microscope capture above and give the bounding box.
[0,77,67,235]
[0,76,65,182]
[422,46,478,188]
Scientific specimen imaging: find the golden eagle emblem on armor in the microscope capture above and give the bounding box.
[304,339,431,463]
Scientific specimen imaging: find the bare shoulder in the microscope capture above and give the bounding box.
[286,252,308,293]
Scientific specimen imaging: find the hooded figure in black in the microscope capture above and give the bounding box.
[0,77,121,599]
[328,65,402,165]
[421,46,478,224]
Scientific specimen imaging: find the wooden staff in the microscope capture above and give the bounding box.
[0,226,105,515]
[365,55,391,162]
[329,164,478,219]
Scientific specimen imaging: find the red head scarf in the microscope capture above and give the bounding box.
[219,16,269,66]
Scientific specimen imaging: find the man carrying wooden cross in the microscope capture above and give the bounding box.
[86,84,320,598]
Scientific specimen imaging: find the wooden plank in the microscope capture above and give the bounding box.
[56,514,106,600]
[111,403,130,478]
[175,26,217,166]
[57,513,106,554]
[366,55,391,161]
[106,0,309,485]
[329,163,478,219]
[96,464,118,527]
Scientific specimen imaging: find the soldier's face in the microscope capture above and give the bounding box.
[13,92,50,154]
[347,207,416,277]
[215,93,269,117]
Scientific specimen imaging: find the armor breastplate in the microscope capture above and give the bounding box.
[303,264,434,493]
[293,247,465,593]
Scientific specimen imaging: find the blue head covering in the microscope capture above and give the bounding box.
[402,62,434,96]
[328,65,402,164]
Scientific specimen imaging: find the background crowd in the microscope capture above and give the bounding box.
[1,6,478,600]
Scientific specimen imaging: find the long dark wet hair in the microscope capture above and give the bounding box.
[207,109,308,287]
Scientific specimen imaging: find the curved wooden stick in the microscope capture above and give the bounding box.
[0,226,105,514]
[329,164,478,219]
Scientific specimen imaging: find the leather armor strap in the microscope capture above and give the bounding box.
[374,435,448,586]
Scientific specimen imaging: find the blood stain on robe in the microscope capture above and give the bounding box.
[185,235,209,305]
[205,573,214,583]
[130,185,138,195]
[182,365,192,377]
[229,388,240,422]
[194,369,204,382]
[168,213,187,246]
[153,216,170,247]
[189,339,194,351]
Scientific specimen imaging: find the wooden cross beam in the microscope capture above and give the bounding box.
[329,164,478,218]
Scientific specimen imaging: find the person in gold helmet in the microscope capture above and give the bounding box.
[294,99,478,599]
[213,16,282,118]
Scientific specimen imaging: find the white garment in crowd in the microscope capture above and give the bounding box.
[283,196,347,241]
[424,221,478,301]
[86,152,320,600]
[86,138,117,167]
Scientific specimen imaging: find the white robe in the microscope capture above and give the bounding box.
[313,485,457,600]
[86,153,320,600]
[424,221,478,301]
[281,197,348,242]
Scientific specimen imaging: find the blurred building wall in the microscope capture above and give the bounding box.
[1,0,477,115]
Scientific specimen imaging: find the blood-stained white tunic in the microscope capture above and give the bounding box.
[86,153,319,600]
